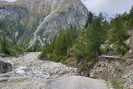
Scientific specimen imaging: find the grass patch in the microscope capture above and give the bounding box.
[11,78,28,83]
[0,54,11,57]
[110,79,124,89]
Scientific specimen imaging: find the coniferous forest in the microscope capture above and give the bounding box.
[39,6,133,71]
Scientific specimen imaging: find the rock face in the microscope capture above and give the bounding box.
[79,56,133,89]
[119,49,133,89]
[80,57,122,81]
[46,76,108,89]
[0,0,88,47]
[0,60,12,74]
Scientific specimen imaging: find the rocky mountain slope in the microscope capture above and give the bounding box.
[0,0,88,48]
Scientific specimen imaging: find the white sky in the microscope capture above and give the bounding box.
[81,0,133,15]
[3,0,16,2]
[3,0,133,15]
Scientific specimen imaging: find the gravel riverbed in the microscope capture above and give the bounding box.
[0,52,109,89]
[0,52,77,89]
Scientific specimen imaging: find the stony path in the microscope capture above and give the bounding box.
[0,52,77,89]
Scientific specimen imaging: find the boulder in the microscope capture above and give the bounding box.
[0,60,12,74]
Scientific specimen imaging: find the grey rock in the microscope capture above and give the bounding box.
[0,78,8,82]
[46,76,108,89]
[0,60,12,74]
[130,85,133,88]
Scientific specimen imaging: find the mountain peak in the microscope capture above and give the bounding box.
[93,12,115,21]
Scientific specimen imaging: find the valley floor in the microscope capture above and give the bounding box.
[0,52,109,89]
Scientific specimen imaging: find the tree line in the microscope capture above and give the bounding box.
[39,6,133,71]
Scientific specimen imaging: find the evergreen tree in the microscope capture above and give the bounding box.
[87,13,108,56]
[130,5,133,16]
[74,28,87,63]
[128,6,133,28]
[39,26,79,62]
[85,12,94,28]
[109,15,130,55]
[73,13,109,65]
[0,21,26,57]
[1,37,11,55]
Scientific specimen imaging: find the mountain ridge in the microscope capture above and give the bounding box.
[0,0,88,48]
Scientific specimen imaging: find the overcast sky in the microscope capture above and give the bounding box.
[81,0,133,15]
[3,0,133,15]
[3,0,16,2]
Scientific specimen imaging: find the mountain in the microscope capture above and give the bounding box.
[93,13,114,22]
[102,13,114,21]
[0,0,88,48]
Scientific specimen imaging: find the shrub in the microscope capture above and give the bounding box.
[117,44,130,55]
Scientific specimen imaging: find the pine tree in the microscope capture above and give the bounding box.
[73,13,108,65]
[0,21,26,57]
[39,26,79,62]
[86,13,108,56]
[74,28,87,63]
[130,6,133,15]
[1,37,11,55]
[85,12,93,29]
[128,6,133,28]
[109,15,130,55]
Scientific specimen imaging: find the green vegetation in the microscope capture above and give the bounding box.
[109,14,130,55]
[73,13,109,69]
[39,8,132,71]
[0,21,26,57]
[110,79,124,89]
[39,12,110,70]
[57,11,66,15]
[84,12,93,28]
[0,37,26,57]
[39,25,79,62]
[11,78,28,83]
[2,5,47,47]
[27,46,42,52]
